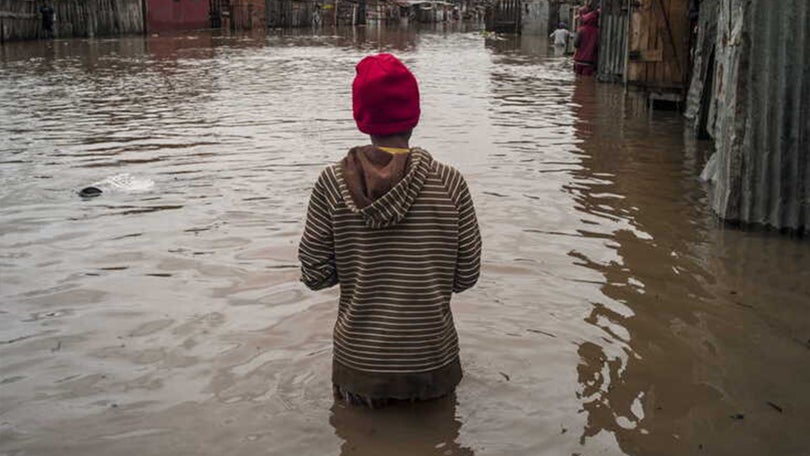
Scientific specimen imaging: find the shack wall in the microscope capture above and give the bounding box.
[547,0,578,31]
[146,0,209,32]
[266,0,281,27]
[626,0,691,90]
[365,1,399,24]
[597,0,628,83]
[521,0,549,36]
[1,0,144,42]
[702,0,810,233]
[232,0,266,29]
[684,0,718,136]
[334,0,357,26]
[268,0,321,27]
[486,0,521,33]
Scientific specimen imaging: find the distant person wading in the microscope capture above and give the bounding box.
[298,53,482,408]
[39,4,55,39]
[550,22,572,53]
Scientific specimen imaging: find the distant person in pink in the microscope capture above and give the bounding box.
[574,6,600,76]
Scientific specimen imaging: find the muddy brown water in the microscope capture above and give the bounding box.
[1,27,809,456]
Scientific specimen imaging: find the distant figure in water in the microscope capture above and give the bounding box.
[39,4,55,39]
[574,6,600,76]
[298,53,482,408]
[550,22,572,55]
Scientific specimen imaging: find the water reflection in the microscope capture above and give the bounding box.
[330,394,473,456]
[568,78,810,455]
[568,77,715,453]
[484,34,552,60]
[146,32,217,60]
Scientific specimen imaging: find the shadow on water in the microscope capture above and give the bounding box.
[330,394,474,456]
[568,79,728,453]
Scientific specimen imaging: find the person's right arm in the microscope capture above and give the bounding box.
[298,170,338,290]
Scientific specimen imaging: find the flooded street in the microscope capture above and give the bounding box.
[1,27,809,455]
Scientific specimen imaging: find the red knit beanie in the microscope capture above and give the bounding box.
[352,53,420,136]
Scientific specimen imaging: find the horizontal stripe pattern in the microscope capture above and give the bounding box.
[298,148,481,374]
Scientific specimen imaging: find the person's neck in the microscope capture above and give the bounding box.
[371,137,409,149]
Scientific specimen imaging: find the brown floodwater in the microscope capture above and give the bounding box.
[1,26,808,456]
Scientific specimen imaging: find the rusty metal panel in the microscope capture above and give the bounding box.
[684,0,719,136]
[703,0,810,233]
[146,0,210,32]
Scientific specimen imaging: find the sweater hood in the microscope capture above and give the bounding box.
[336,146,432,229]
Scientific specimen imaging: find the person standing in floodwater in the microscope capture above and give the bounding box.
[39,4,55,39]
[298,53,482,408]
[574,6,600,75]
[550,22,572,56]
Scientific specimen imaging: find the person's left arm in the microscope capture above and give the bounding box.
[452,174,482,293]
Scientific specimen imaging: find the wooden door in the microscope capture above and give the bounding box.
[627,0,690,89]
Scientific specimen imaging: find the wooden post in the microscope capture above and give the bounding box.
[142,0,149,34]
[623,0,631,86]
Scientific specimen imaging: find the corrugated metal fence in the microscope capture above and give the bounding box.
[597,0,627,83]
[699,0,809,233]
[267,0,318,27]
[486,0,520,33]
[0,0,38,41]
[232,0,265,29]
[684,0,718,137]
[0,0,144,42]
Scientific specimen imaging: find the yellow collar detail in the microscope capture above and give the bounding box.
[377,146,411,155]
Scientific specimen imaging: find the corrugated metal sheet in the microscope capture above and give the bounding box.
[597,0,628,83]
[232,0,266,29]
[596,0,692,89]
[684,0,718,136]
[0,0,144,42]
[486,0,521,33]
[701,0,810,234]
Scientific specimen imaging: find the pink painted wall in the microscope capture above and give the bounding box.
[146,0,210,32]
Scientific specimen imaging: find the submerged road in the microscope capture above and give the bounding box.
[1,27,809,455]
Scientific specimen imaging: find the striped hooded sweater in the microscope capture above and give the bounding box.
[298,147,481,399]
